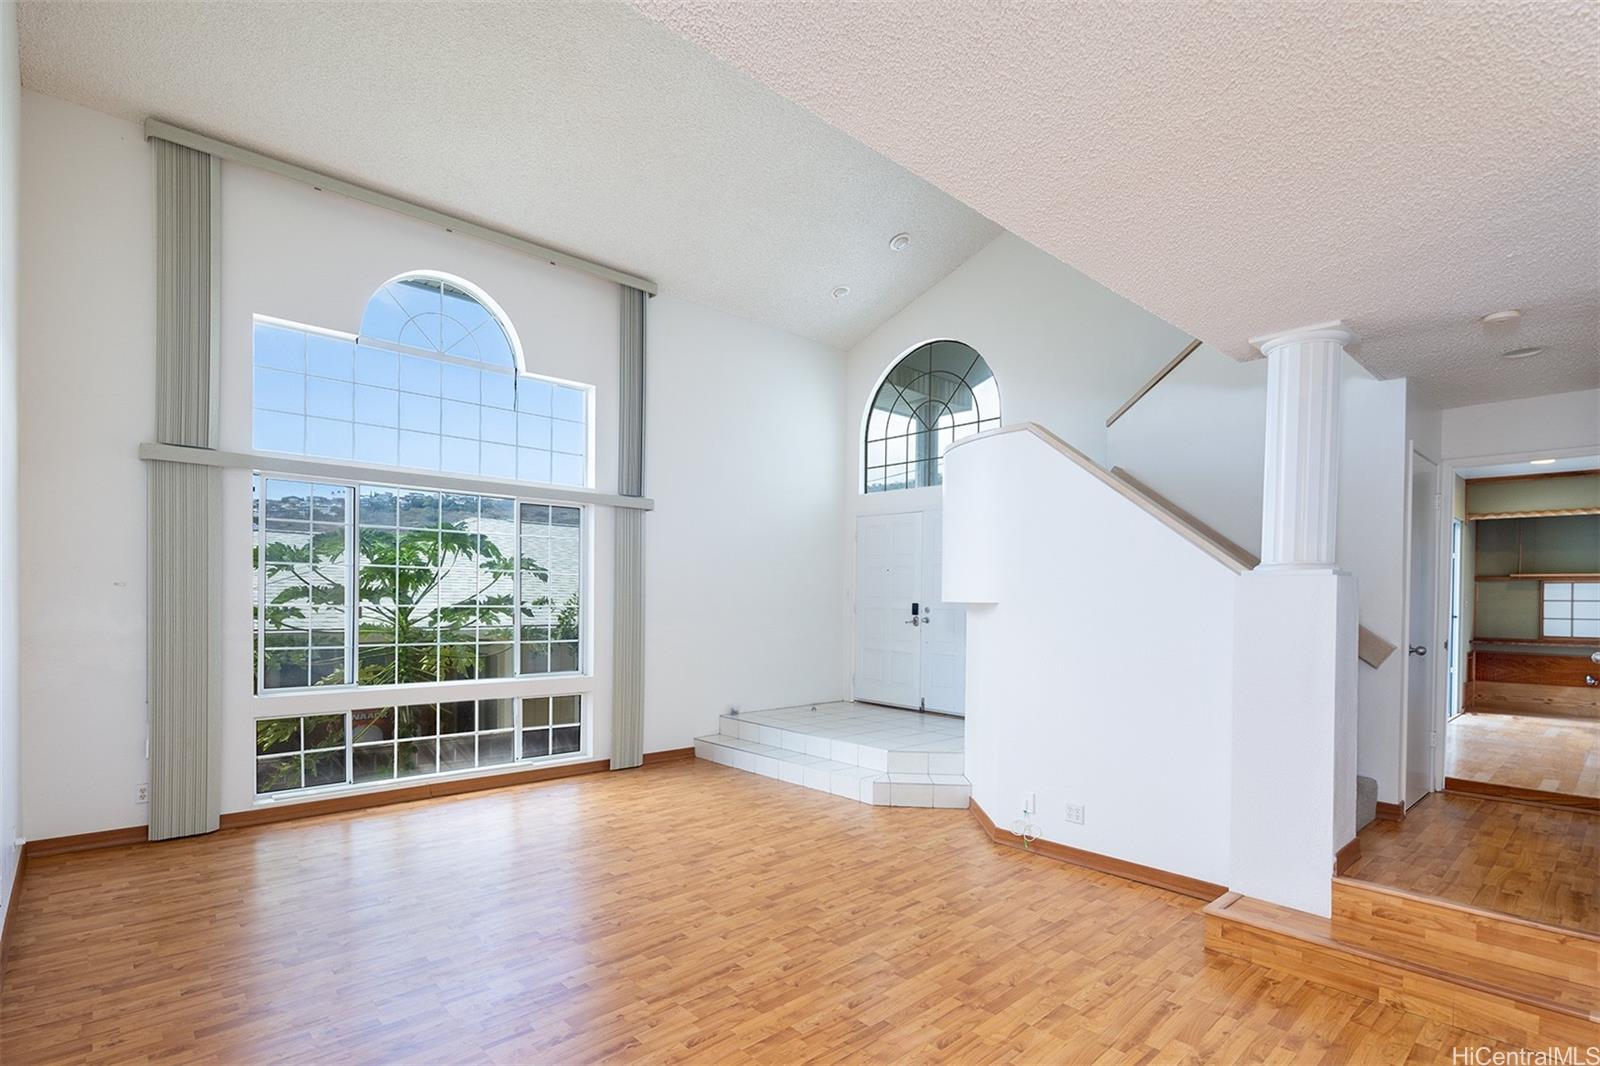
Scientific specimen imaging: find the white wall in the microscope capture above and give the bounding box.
[1340,374,1409,805]
[837,232,1191,695]
[0,0,22,927]
[17,94,847,838]
[1441,389,1598,461]
[1106,344,1266,553]
[944,428,1237,886]
[643,296,845,751]
[18,92,155,841]
[1108,346,1413,803]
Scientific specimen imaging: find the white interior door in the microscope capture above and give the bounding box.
[854,512,923,708]
[919,515,966,715]
[1404,448,1439,807]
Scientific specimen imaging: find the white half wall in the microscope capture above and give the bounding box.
[0,0,21,928]
[944,428,1236,887]
[642,295,845,751]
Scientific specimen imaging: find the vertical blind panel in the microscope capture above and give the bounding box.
[618,286,646,496]
[148,461,224,839]
[612,507,645,769]
[611,286,647,768]
[154,140,219,448]
[149,136,224,839]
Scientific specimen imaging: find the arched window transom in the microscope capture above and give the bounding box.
[864,340,998,492]
[252,271,589,487]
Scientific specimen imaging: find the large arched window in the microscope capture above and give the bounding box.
[864,339,999,492]
[252,271,590,486]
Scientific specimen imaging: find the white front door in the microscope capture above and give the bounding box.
[919,517,966,714]
[853,511,966,714]
[1403,448,1440,808]
[854,512,924,709]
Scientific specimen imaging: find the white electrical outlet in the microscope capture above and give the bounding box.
[135,783,149,805]
[1065,803,1085,825]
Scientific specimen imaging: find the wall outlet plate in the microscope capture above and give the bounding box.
[1065,803,1085,825]
[135,783,149,805]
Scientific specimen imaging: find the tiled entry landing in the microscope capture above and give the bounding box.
[693,701,969,808]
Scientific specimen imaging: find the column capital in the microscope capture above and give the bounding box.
[1249,320,1357,358]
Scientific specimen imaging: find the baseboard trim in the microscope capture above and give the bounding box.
[1374,801,1404,822]
[23,825,148,858]
[1443,776,1600,813]
[640,746,695,766]
[0,848,27,982]
[1334,836,1361,876]
[969,799,1227,902]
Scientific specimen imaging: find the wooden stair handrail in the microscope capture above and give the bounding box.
[1105,337,1203,428]
[946,422,1251,574]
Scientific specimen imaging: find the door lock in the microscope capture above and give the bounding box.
[1409,645,1427,656]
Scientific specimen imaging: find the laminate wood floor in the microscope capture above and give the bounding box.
[1347,791,1599,934]
[3,760,1512,1064]
[1446,711,1600,799]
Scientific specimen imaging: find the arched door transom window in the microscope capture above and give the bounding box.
[864,340,999,492]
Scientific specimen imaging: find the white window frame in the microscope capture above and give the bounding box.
[252,695,589,799]
[1540,580,1600,640]
[253,472,590,697]
[250,471,597,794]
[251,312,598,492]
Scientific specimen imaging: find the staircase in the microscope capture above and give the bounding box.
[1205,878,1599,1046]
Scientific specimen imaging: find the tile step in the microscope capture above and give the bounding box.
[694,735,970,809]
[716,714,964,776]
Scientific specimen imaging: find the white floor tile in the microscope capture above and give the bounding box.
[928,753,964,775]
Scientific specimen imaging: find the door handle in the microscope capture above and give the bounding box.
[904,617,920,627]
[1409,645,1427,656]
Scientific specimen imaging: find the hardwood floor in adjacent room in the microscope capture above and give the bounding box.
[3,761,1512,1064]
[1346,791,1599,933]
[1446,711,1600,800]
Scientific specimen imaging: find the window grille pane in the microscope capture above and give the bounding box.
[863,340,998,493]
[256,277,589,486]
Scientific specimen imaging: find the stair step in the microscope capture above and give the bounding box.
[693,734,970,808]
[1204,891,1598,1047]
[1331,877,1599,1016]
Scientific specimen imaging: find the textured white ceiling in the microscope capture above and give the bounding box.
[15,1,999,350]
[637,0,1600,409]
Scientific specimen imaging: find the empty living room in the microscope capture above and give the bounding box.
[0,1,1597,1063]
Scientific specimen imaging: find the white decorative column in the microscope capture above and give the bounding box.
[1256,323,1353,568]
[1230,321,1359,918]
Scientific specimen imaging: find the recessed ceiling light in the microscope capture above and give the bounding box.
[1501,346,1545,360]
[888,233,911,252]
[1529,458,1557,465]
[1479,310,1521,325]
[831,286,850,299]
